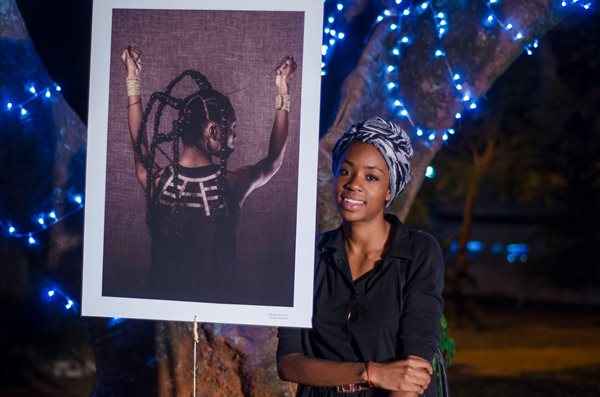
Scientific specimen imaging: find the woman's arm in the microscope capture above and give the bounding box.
[398,231,445,362]
[278,353,431,393]
[278,353,366,386]
[121,46,149,189]
[277,326,364,386]
[395,232,445,396]
[277,326,431,393]
[261,56,296,178]
[230,56,297,206]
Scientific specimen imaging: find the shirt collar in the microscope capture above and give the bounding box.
[319,213,413,261]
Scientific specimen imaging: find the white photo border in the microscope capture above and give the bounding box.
[82,0,323,327]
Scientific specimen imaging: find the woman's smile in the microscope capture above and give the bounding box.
[340,195,366,211]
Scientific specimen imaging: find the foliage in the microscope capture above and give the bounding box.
[440,315,456,366]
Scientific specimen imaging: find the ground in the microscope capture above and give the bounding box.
[447,300,600,396]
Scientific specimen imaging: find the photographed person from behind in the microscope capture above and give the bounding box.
[277,117,446,396]
[120,47,296,302]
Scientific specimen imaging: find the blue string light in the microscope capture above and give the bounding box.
[43,282,125,326]
[3,80,62,119]
[44,286,79,312]
[2,193,84,245]
[376,1,473,145]
[373,0,592,147]
[425,165,436,178]
[2,81,87,245]
[560,0,593,10]
[484,0,529,47]
[321,0,349,76]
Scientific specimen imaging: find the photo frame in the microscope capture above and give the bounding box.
[82,0,322,327]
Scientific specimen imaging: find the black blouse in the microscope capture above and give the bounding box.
[277,214,445,397]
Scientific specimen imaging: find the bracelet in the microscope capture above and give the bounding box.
[334,363,373,393]
[335,383,372,393]
[127,99,141,108]
[126,78,141,97]
[275,94,291,112]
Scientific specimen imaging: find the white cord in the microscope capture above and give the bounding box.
[193,316,199,397]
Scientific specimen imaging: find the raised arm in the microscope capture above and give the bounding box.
[263,56,296,179]
[121,46,149,189]
[230,56,297,206]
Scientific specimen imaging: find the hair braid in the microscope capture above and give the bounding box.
[139,69,236,227]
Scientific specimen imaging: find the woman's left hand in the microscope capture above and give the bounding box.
[275,56,297,94]
[388,355,433,396]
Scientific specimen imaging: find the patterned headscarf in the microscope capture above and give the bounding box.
[332,116,413,206]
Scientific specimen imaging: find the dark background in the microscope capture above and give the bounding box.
[15,0,93,122]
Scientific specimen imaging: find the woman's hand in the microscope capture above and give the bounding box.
[121,46,142,79]
[274,55,297,95]
[368,356,432,394]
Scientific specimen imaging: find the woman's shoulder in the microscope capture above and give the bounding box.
[402,228,444,282]
[408,228,442,254]
[384,214,441,260]
[316,228,339,248]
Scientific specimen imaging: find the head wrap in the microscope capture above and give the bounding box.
[331,116,413,206]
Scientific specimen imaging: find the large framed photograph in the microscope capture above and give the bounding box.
[82,0,322,327]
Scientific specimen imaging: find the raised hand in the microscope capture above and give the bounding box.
[275,55,297,95]
[121,46,143,79]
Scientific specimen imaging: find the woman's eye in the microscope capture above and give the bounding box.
[366,174,379,181]
[339,169,349,176]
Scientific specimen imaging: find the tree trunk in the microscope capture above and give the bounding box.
[449,134,496,329]
[455,138,496,275]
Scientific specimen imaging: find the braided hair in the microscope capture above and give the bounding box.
[133,70,236,226]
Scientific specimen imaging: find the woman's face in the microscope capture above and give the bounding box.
[334,142,391,223]
[224,121,237,152]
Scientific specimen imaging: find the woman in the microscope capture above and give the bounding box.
[277,117,445,396]
[120,47,296,302]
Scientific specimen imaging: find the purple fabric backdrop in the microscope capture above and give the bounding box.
[101,9,304,306]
